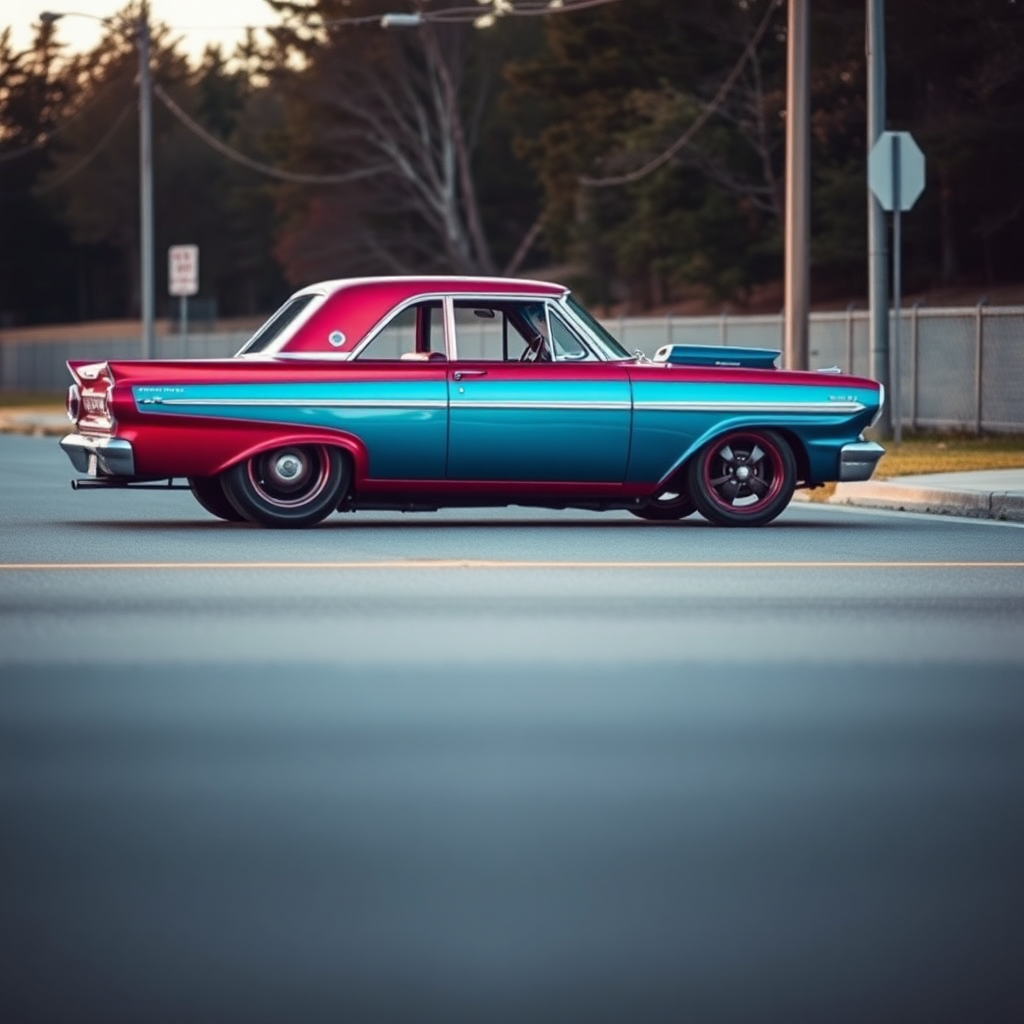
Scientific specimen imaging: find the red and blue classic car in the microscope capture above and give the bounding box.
[60,276,885,528]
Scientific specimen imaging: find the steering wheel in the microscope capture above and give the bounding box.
[520,332,546,362]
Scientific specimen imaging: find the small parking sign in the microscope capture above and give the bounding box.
[168,245,199,296]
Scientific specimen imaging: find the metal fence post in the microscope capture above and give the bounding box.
[975,298,986,434]
[845,303,855,373]
[910,301,920,430]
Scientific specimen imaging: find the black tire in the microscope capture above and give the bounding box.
[687,429,796,527]
[629,487,697,521]
[222,445,349,528]
[188,475,245,522]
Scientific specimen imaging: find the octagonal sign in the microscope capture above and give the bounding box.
[869,131,925,212]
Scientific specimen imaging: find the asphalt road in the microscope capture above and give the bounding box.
[2,434,1024,1024]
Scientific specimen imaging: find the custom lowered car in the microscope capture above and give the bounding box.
[60,276,885,528]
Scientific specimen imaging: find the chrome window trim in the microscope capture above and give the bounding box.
[347,289,570,362]
[547,306,601,362]
[236,290,328,356]
[558,295,633,360]
[271,352,354,361]
[347,294,441,361]
[443,296,458,361]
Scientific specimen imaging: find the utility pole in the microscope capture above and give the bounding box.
[867,0,890,434]
[137,0,155,358]
[784,0,810,371]
[41,5,156,357]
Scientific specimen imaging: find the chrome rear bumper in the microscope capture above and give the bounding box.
[838,440,885,482]
[60,433,136,477]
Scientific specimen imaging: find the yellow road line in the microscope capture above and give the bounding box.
[1,561,1024,571]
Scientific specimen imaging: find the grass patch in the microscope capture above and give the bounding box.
[803,432,1024,502]
[0,392,63,409]
[871,432,1024,477]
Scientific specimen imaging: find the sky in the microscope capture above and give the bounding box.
[6,0,287,60]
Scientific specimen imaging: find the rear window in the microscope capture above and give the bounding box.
[237,294,318,354]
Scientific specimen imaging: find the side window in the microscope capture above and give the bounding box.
[355,302,445,360]
[451,304,527,361]
[237,294,318,354]
[452,301,555,362]
[549,310,594,361]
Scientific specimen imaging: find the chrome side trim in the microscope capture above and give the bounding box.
[139,396,864,415]
[453,400,629,411]
[638,400,866,414]
[60,434,135,477]
[140,397,447,409]
[838,440,885,481]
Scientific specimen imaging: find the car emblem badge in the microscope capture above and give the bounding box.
[329,331,346,348]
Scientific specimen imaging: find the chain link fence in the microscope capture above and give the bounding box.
[3,306,1022,432]
[609,304,1024,433]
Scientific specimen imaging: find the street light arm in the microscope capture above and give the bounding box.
[380,14,423,29]
[40,9,114,26]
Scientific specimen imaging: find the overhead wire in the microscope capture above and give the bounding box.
[579,0,781,188]
[0,80,128,164]
[152,84,391,184]
[31,102,133,193]
[7,0,629,189]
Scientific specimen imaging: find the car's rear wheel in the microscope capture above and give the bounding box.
[188,475,245,522]
[687,429,796,527]
[222,444,349,528]
[629,487,697,521]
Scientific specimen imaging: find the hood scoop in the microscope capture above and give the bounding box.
[652,344,780,369]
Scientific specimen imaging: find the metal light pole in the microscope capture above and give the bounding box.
[867,0,890,434]
[136,2,154,358]
[40,5,155,358]
[783,0,810,371]
[782,0,806,372]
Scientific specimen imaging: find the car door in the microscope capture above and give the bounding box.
[347,300,449,480]
[445,300,632,483]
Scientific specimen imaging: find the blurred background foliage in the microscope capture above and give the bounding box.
[1,0,1022,326]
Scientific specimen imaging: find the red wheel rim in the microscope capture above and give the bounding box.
[701,433,784,514]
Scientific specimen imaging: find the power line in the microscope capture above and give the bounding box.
[424,0,626,23]
[0,83,124,164]
[31,102,133,193]
[153,83,391,184]
[164,1,627,34]
[580,0,780,188]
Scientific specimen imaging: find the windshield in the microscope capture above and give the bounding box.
[564,295,632,360]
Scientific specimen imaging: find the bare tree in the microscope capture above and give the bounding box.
[268,1,499,278]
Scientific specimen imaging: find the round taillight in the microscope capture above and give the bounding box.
[66,384,81,422]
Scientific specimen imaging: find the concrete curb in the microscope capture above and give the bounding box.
[830,481,1024,523]
[0,411,68,437]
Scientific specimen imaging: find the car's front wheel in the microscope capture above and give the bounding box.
[687,429,796,527]
[188,475,245,522]
[222,445,349,528]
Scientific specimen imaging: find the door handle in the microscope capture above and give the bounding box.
[453,370,488,380]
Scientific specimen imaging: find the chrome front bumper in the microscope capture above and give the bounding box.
[838,440,885,482]
[60,433,136,477]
